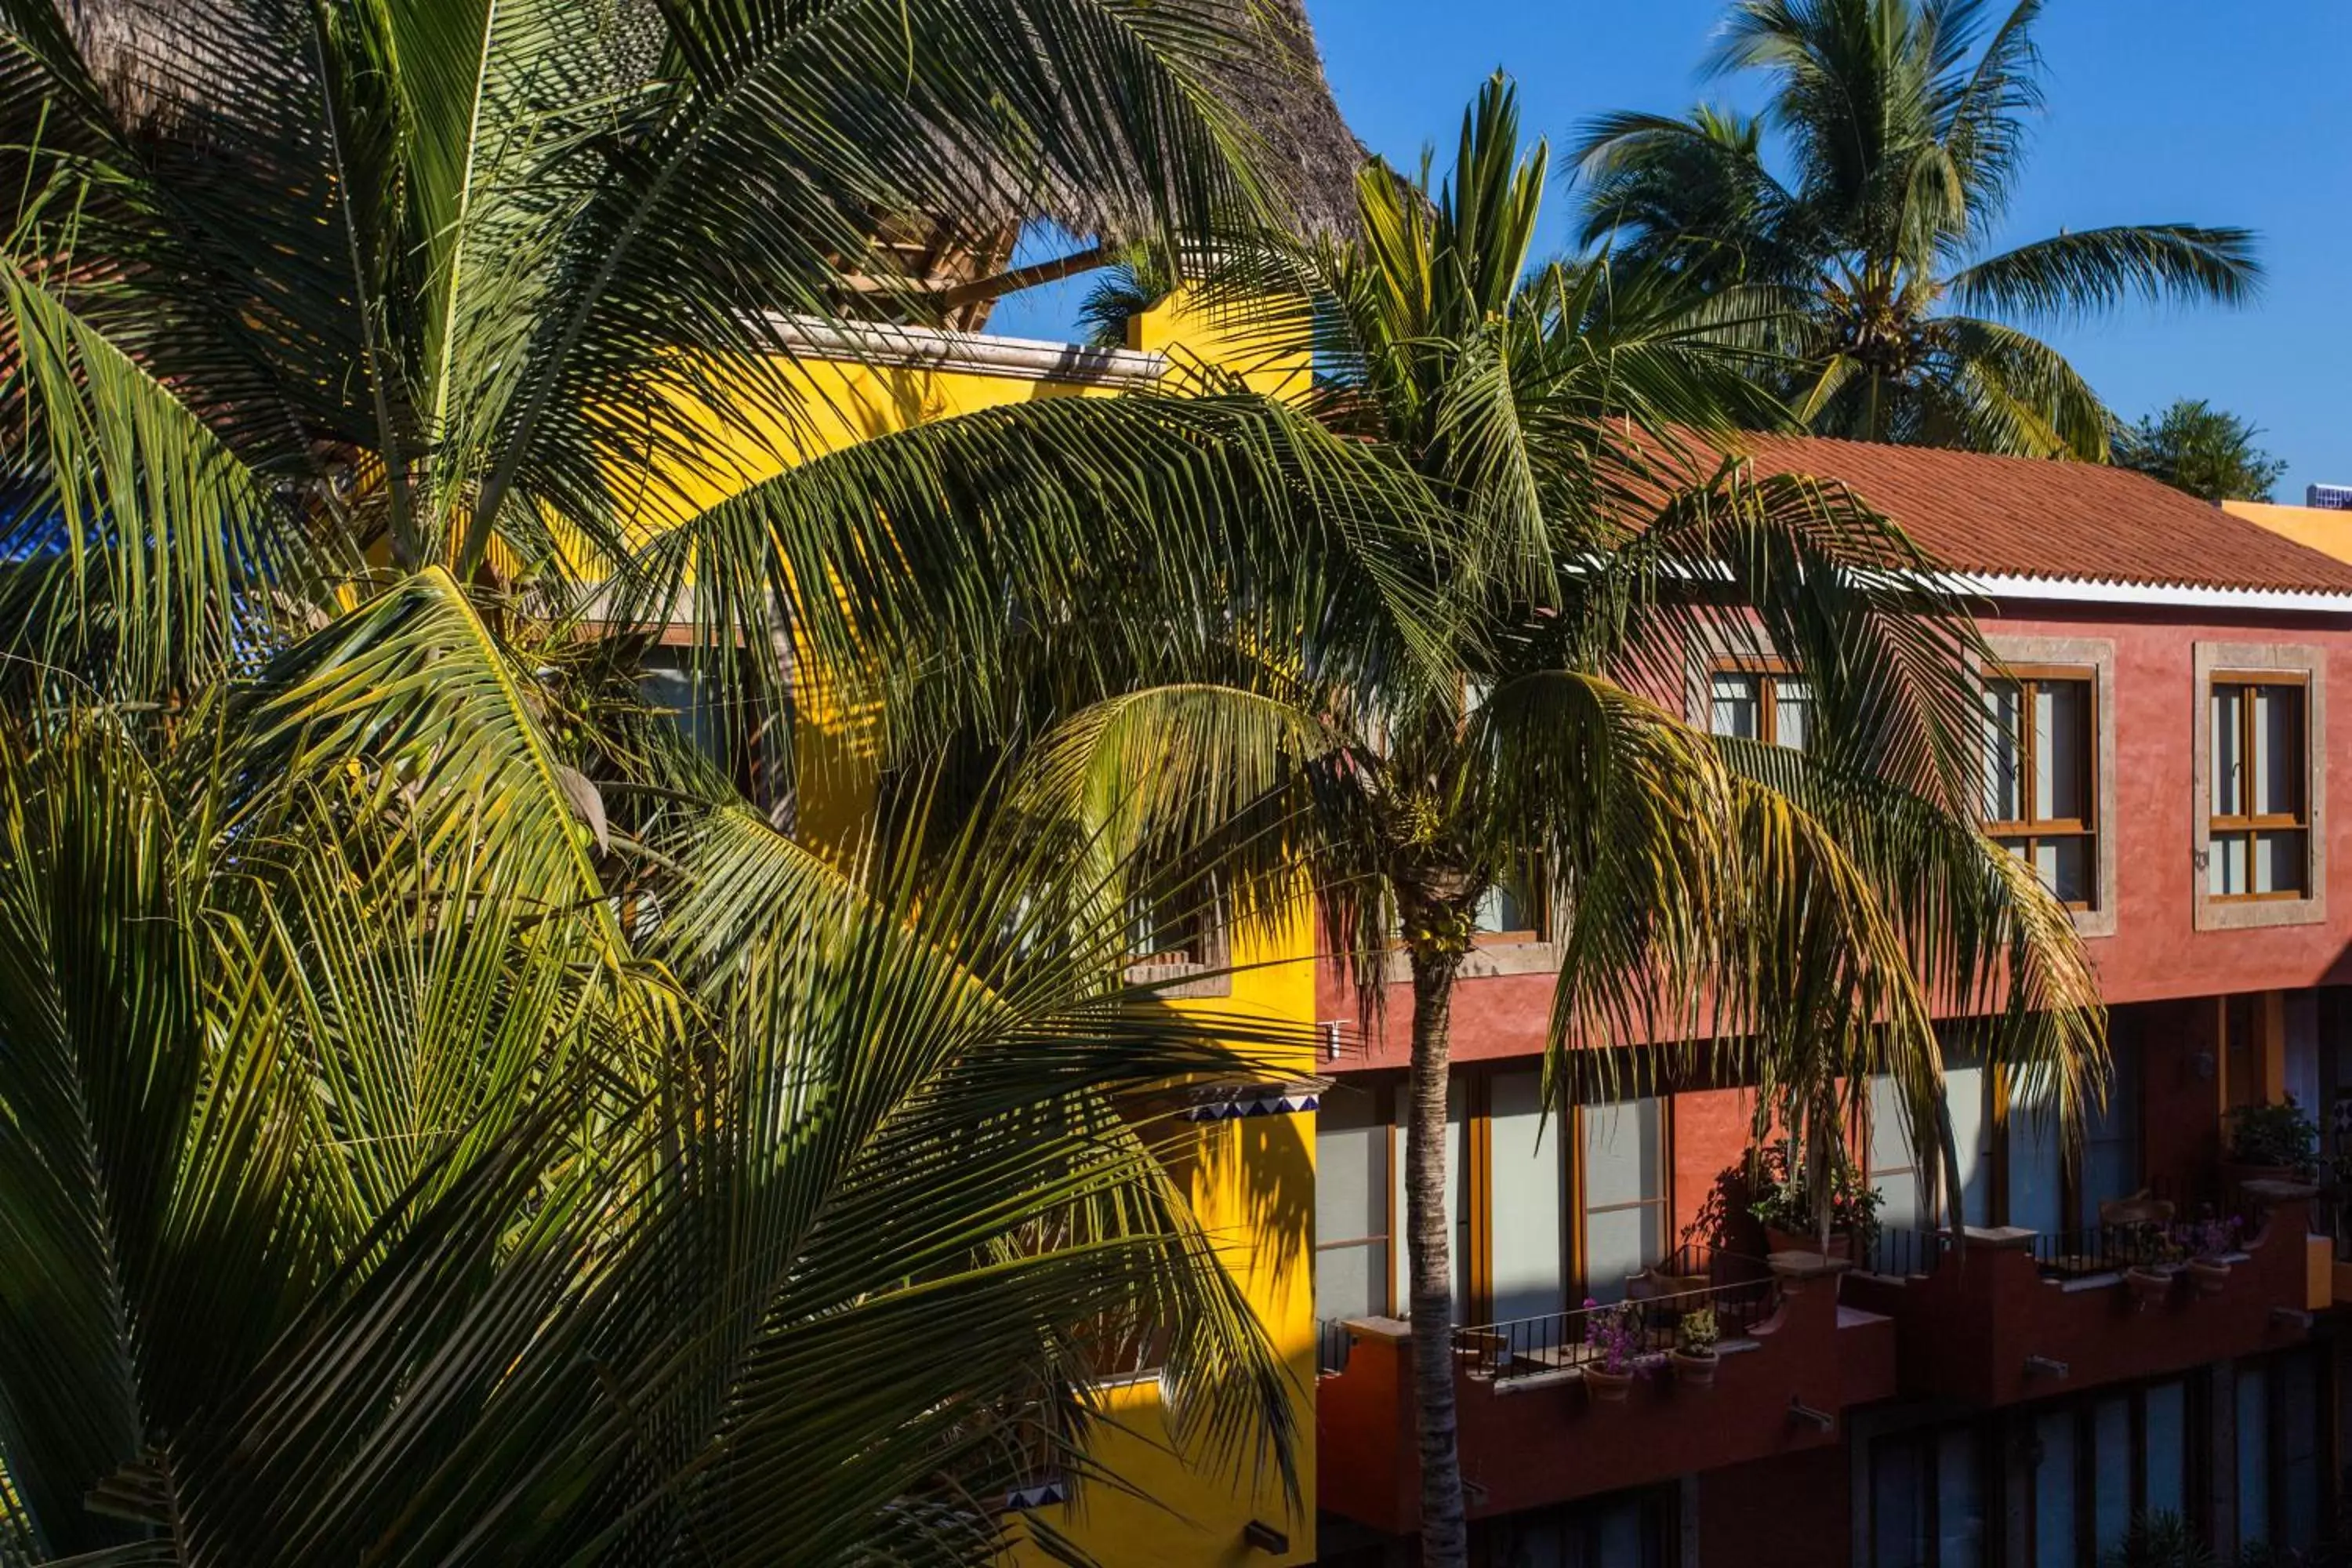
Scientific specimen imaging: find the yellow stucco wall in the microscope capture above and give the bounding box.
[684,301,1320,1564]
[1010,906,1320,1567]
[2223,499,2352,564]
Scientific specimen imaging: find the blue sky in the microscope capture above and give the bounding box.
[993,1,2351,499]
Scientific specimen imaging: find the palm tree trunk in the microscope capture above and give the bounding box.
[1405,943,1469,1568]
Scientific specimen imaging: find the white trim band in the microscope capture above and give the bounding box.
[763,314,1166,388]
[1948,572,2352,614]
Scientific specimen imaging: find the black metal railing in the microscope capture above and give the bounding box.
[1453,1274,1778,1385]
[2029,1221,2180,1279]
[1857,1226,1952,1279]
[1655,1240,1779,1290]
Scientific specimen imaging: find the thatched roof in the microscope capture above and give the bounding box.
[877,0,1366,254]
[1195,0,1367,241]
[59,0,1363,237]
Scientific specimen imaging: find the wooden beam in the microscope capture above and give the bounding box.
[932,243,1116,312]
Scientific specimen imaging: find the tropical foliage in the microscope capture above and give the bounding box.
[2115,398,2291,502]
[0,0,1388,1560]
[1025,75,2107,1566]
[1575,0,2261,459]
[0,579,1305,1566]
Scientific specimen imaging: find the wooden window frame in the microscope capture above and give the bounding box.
[1706,658,1810,749]
[2207,672,2312,903]
[1983,663,2100,912]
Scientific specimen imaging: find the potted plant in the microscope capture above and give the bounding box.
[1751,1149,1884,1260]
[1581,1298,1645,1403]
[2174,1216,2243,1295]
[2224,1097,2321,1184]
[2120,1226,2185,1307]
[1671,1307,1720,1388]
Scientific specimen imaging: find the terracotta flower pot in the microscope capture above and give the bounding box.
[1671,1348,1719,1389]
[1765,1225,1853,1261]
[2187,1258,2231,1295]
[1584,1366,1635,1403]
[2124,1265,2176,1308]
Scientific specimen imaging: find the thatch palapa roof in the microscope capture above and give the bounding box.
[45,0,1369,324]
[868,0,1368,326]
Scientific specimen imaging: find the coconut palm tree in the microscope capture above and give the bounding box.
[1015,76,2107,1566]
[0,0,1374,715]
[1573,0,2262,459]
[0,574,1308,1566]
[0,0,1399,1558]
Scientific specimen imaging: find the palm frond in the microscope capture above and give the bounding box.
[1950,223,2264,325]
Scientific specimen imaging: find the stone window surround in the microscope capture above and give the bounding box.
[2193,641,2328,931]
[1681,627,2123,938]
[1981,635,2120,941]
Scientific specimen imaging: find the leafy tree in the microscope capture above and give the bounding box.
[2115,398,2290,502]
[1575,0,2262,459]
[1020,77,2107,1566]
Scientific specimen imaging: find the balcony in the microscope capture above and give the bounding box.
[1841,1182,2321,1409]
[1317,1253,1897,1534]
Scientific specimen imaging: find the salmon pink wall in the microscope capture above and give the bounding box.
[1326,601,2352,1077]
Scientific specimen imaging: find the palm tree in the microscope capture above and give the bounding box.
[0,581,1304,1563]
[1574,0,2262,459]
[1016,77,2107,1566]
[0,0,1373,714]
[0,0,1399,1557]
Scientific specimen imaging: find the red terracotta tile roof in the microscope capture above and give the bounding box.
[1698,433,2352,597]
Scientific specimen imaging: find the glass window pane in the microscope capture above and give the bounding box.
[2034,837,2093,905]
[1588,1497,1650,1568]
[1938,1428,1987,1567]
[1868,1073,1922,1232]
[2034,1411,2078,1568]
[2080,1032,2141,1229]
[2210,832,2249,898]
[639,654,725,764]
[2281,1352,2321,1550]
[1711,673,1761,739]
[2005,1079,2065,1237]
[1583,1206,1655,1304]
[1475,881,1531,935]
[2144,1382,2187,1522]
[1984,681,2024,822]
[1317,1244,1381,1327]
[1580,1100,1662,1209]
[2092,1397,2132,1555]
[2253,685,2305,818]
[1946,1059,1992,1228]
[2035,681,2089,822]
[2214,686,2245,816]
[1775,678,1812,752]
[1316,1089,1388,1322]
[1490,1072,1566,1325]
[2239,1363,2272,1551]
[2254,830,2307,897]
[1874,1436,1928,1568]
